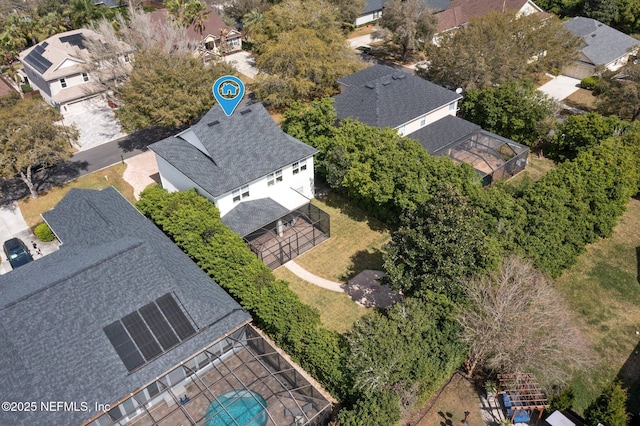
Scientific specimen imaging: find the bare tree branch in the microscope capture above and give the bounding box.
[459,254,593,388]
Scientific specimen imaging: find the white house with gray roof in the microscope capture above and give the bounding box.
[150,103,330,268]
[335,65,529,186]
[355,0,451,26]
[562,17,640,79]
[18,29,132,115]
[0,187,331,425]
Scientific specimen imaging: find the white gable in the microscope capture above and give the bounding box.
[57,58,84,70]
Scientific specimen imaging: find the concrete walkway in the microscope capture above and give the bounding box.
[537,75,581,101]
[123,150,160,200]
[283,260,344,292]
[348,33,383,49]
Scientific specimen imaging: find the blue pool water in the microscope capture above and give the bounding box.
[204,390,268,426]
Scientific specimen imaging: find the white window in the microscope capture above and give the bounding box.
[420,116,426,127]
[398,125,406,136]
[292,159,307,174]
[231,185,249,203]
[60,78,67,88]
[449,103,455,111]
[82,72,89,82]
[124,54,130,63]
[267,169,283,186]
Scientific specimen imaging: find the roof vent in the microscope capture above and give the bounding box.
[591,33,596,37]
[239,108,251,115]
[597,23,603,26]
[365,82,375,89]
[207,120,219,127]
[392,73,407,80]
[382,78,392,86]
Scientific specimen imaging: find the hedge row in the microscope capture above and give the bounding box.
[136,186,349,398]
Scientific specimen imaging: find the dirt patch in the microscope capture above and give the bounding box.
[564,88,597,111]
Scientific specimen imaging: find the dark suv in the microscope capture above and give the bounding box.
[3,238,33,269]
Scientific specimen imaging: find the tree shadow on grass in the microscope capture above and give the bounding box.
[0,160,89,205]
[616,339,640,424]
[318,191,388,233]
[341,248,386,282]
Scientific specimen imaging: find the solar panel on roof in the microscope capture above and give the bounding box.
[104,321,145,372]
[24,50,52,74]
[59,33,87,49]
[33,45,45,54]
[156,294,196,341]
[41,41,48,48]
[139,302,180,350]
[121,312,162,361]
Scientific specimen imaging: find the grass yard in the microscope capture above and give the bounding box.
[294,193,391,283]
[510,154,556,183]
[19,163,135,228]
[564,88,597,111]
[555,197,640,416]
[273,267,367,333]
[414,374,485,426]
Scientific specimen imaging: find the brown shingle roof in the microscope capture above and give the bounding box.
[149,8,241,45]
[436,0,544,32]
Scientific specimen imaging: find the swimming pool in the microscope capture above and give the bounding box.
[204,390,268,426]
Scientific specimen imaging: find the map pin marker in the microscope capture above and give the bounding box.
[213,75,245,117]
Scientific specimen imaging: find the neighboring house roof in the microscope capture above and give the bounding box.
[334,64,461,129]
[0,187,250,425]
[563,17,640,66]
[361,0,450,15]
[94,0,125,7]
[409,114,480,154]
[435,0,545,32]
[150,103,317,199]
[149,8,241,46]
[18,28,130,81]
[221,198,291,237]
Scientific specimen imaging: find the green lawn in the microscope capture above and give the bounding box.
[273,267,367,334]
[295,193,391,282]
[414,374,485,426]
[555,197,640,415]
[19,163,135,228]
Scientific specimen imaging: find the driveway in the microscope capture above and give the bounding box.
[537,75,582,101]
[348,34,383,49]
[225,51,258,79]
[61,108,127,152]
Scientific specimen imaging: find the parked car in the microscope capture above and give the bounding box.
[3,238,33,269]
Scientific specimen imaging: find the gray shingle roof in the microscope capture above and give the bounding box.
[0,187,250,425]
[334,65,462,129]
[362,0,384,14]
[221,198,290,237]
[409,115,480,154]
[150,103,317,198]
[563,17,640,66]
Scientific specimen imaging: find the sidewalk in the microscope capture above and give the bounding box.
[283,260,344,292]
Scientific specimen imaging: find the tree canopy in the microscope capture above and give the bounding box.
[383,182,496,301]
[458,254,592,385]
[585,382,629,426]
[115,49,235,131]
[0,97,78,198]
[251,0,363,107]
[596,65,640,121]
[422,12,580,90]
[377,0,437,61]
[459,80,557,146]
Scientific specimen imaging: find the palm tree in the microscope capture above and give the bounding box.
[242,9,263,41]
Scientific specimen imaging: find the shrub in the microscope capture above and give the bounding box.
[136,187,349,398]
[21,84,33,93]
[34,222,55,242]
[579,76,599,90]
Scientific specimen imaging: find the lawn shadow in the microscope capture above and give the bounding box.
[438,410,454,426]
[0,160,89,205]
[636,246,640,284]
[341,248,386,282]
[318,191,388,232]
[616,338,640,424]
